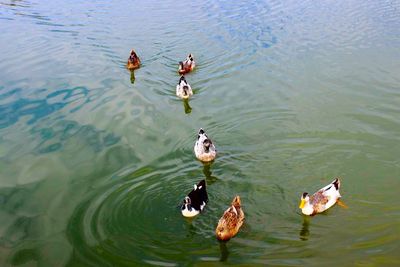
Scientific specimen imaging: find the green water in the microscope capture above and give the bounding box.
[1,0,400,266]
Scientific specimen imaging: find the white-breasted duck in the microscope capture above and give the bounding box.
[181,179,208,217]
[176,75,193,99]
[299,178,342,216]
[194,128,216,162]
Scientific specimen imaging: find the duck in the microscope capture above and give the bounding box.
[178,54,195,74]
[126,49,141,70]
[181,179,208,217]
[176,75,193,99]
[299,178,342,216]
[194,128,217,162]
[215,196,245,241]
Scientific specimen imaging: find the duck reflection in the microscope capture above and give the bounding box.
[183,99,192,114]
[219,240,229,262]
[186,221,197,238]
[202,162,218,185]
[299,216,310,241]
[130,71,136,84]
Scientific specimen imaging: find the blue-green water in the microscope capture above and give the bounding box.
[1,0,400,266]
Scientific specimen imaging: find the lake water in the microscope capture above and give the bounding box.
[1,0,400,266]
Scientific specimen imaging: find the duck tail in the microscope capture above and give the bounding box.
[197,179,208,203]
[197,179,206,190]
[332,178,341,190]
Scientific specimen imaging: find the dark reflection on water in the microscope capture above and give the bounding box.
[129,71,135,84]
[219,241,229,262]
[299,216,311,241]
[186,222,198,238]
[10,248,40,266]
[182,99,192,114]
[202,162,218,185]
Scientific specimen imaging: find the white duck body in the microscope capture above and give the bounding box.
[300,178,341,216]
[176,76,193,99]
[194,128,216,162]
[181,180,208,217]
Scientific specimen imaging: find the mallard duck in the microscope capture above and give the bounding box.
[181,179,208,217]
[194,128,216,162]
[126,49,141,70]
[176,75,193,99]
[299,178,342,216]
[216,196,245,241]
[178,54,195,74]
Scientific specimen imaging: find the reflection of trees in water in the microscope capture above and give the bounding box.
[0,86,92,130]
[1,121,139,266]
[31,119,121,154]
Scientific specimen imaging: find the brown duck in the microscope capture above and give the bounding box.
[178,54,195,74]
[126,49,141,70]
[215,196,245,241]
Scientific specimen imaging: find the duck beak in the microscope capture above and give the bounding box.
[299,199,306,209]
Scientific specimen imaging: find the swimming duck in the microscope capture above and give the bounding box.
[126,49,141,70]
[194,128,217,162]
[176,75,193,99]
[299,178,342,216]
[181,179,208,217]
[178,54,195,74]
[216,196,245,241]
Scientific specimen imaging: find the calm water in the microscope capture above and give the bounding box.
[1,0,400,266]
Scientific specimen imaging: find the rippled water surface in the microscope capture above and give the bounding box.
[1,0,400,266]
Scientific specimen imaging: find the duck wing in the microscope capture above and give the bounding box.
[309,190,329,213]
[222,206,243,228]
[310,191,329,206]
[187,180,208,210]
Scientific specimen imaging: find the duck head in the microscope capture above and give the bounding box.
[197,128,207,140]
[129,49,138,61]
[182,196,192,210]
[216,224,231,241]
[299,192,309,209]
[183,85,189,96]
[203,138,212,153]
[299,192,313,215]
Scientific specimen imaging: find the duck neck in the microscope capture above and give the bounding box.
[302,202,314,215]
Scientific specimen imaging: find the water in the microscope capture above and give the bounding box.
[1,0,400,266]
